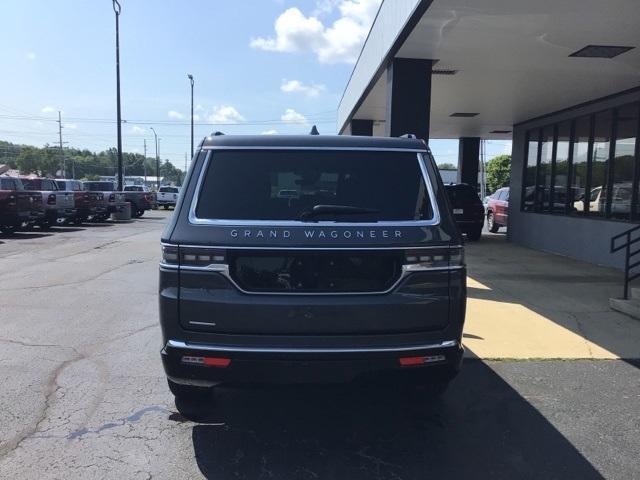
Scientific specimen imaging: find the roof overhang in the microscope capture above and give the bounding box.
[338,0,640,140]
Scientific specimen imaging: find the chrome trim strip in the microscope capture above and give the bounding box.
[201,146,428,152]
[166,339,459,354]
[187,151,440,227]
[169,244,463,251]
[158,262,460,296]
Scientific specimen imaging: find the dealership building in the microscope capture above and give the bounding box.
[338,0,640,269]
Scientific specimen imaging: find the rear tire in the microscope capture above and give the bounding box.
[487,211,499,233]
[167,379,214,402]
[136,209,145,218]
[467,226,482,241]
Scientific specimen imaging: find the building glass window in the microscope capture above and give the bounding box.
[522,101,640,223]
[570,116,591,215]
[523,130,539,211]
[613,104,639,220]
[554,121,571,213]
[589,110,612,217]
[538,126,554,212]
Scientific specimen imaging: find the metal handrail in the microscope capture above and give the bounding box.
[610,224,640,299]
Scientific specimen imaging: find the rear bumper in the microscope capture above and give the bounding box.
[58,208,77,218]
[455,219,484,232]
[29,210,45,222]
[78,206,106,217]
[0,212,30,227]
[161,339,464,386]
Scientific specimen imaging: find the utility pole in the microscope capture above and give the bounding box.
[187,74,194,159]
[150,127,159,190]
[57,111,65,178]
[157,138,161,189]
[113,0,124,191]
[143,139,147,184]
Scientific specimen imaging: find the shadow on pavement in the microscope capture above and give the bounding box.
[183,361,603,480]
[138,215,168,220]
[46,227,86,233]
[82,223,115,227]
[0,232,53,240]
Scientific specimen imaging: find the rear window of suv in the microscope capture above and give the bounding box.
[445,184,481,204]
[195,150,433,222]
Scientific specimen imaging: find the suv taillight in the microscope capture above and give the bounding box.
[47,194,56,205]
[403,247,464,271]
[161,245,227,268]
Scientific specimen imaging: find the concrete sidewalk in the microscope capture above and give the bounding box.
[463,233,640,360]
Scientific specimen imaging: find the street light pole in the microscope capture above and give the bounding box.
[150,127,159,190]
[143,138,148,185]
[188,74,194,159]
[112,0,124,191]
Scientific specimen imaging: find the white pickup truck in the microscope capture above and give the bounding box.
[157,186,180,210]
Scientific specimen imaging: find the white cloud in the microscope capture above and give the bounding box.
[193,114,201,122]
[281,108,308,125]
[41,106,55,113]
[130,126,145,134]
[64,123,78,130]
[195,104,205,112]
[250,0,382,64]
[26,52,36,61]
[281,79,326,97]
[208,105,245,124]
[262,129,279,135]
[168,110,184,120]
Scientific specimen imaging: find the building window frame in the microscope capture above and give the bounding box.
[633,102,640,220]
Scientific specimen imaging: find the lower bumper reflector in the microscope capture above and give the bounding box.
[182,356,231,368]
[399,355,446,367]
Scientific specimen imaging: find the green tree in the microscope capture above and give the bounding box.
[486,154,511,193]
[437,162,457,170]
[16,146,41,174]
[1,139,183,182]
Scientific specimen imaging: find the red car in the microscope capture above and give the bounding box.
[486,187,509,233]
[0,177,44,233]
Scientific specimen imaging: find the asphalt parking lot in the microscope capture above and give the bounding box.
[1,212,639,479]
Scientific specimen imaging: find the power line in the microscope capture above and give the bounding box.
[0,112,338,127]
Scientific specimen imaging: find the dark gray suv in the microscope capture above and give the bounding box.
[159,134,466,400]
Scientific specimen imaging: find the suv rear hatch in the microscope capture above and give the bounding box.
[173,149,452,335]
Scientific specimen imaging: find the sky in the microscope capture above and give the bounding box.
[0,0,510,169]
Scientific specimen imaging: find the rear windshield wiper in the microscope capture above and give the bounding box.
[299,204,380,221]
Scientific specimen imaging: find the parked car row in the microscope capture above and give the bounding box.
[0,177,160,234]
[444,183,510,240]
